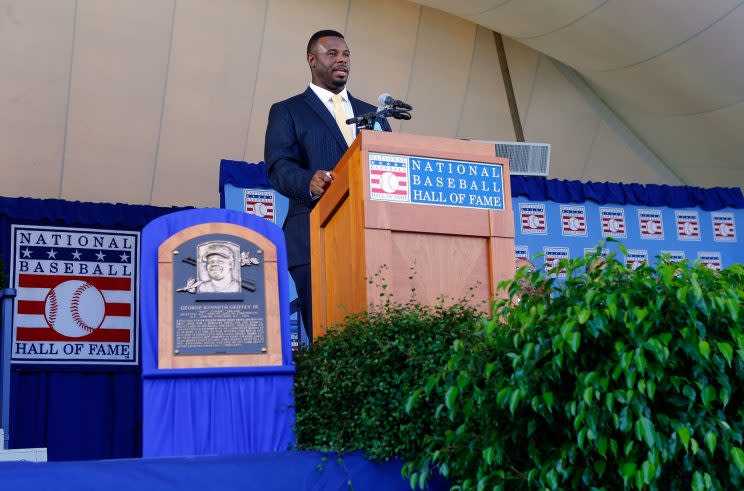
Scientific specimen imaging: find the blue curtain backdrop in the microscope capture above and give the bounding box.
[140,208,295,457]
[219,161,744,212]
[509,176,744,210]
[3,172,744,461]
[0,197,189,460]
[219,159,271,208]
[0,451,449,491]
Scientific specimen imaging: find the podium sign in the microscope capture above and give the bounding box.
[369,153,505,211]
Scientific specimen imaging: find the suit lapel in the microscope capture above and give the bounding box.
[302,87,348,151]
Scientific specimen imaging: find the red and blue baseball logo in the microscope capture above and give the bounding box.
[368,153,410,202]
[599,207,626,238]
[520,202,547,235]
[638,209,664,240]
[543,247,569,278]
[560,206,587,237]
[10,225,139,364]
[675,211,701,241]
[698,252,722,271]
[660,250,685,263]
[244,189,276,223]
[711,212,736,242]
[515,245,529,261]
[625,249,648,270]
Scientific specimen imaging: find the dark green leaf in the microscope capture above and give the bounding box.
[638,417,656,448]
[732,447,744,475]
[508,389,521,415]
[678,427,691,451]
[567,332,581,352]
[692,471,704,491]
[543,391,554,411]
[641,460,655,485]
[619,462,637,482]
[445,386,458,412]
[701,386,716,408]
[705,431,717,456]
[716,341,733,366]
[699,340,711,359]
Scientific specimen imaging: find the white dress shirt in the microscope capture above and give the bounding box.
[308,83,356,138]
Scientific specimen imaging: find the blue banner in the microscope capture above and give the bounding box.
[514,197,744,270]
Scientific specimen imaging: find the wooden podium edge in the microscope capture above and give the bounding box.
[310,137,365,339]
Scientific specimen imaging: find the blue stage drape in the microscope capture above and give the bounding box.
[0,197,189,460]
[509,176,744,210]
[140,208,295,457]
[0,451,449,491]
[3,172,743,462]
[218,163,744,211]
[219,160,271,208]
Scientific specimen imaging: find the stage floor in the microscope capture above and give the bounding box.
[0,450,448,491]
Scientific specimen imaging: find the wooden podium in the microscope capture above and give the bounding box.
[310,131,515,338]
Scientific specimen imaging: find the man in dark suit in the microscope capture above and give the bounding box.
[264,29,391,341]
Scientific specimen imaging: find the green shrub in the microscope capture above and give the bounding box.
[293,295,485,462]
[406,250,744,490]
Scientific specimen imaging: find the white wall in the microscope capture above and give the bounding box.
[0,0,675,207]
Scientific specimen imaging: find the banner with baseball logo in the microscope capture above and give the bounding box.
[512,192,744,273]
[10,225,139,365]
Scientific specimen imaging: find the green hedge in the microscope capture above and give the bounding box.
[293,296,484,462]
[293,250,744,489]
[406,250,744,490]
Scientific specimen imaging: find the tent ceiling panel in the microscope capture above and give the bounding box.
[411,0,744,188]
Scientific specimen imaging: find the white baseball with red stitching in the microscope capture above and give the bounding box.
[44,280,106,338]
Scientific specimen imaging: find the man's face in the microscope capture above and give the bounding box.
[206,255,232,281]
[308,36,350,93]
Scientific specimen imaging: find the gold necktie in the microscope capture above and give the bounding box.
[331,93,354,146]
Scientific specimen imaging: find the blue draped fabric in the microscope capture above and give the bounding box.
[217,163,744,211]
[0,196,190,228]
[140,208,294,457]
[509,176,744,210]
[0,196,189,461]
[219,160,270,208]
[10,370,141,461]
[0,451,449,491]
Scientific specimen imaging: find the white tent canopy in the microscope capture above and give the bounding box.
[412,0,744,188]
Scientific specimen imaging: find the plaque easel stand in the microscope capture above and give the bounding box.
[140,208,294,457]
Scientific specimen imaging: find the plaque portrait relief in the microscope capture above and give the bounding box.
[158,224,282,369]
[197,241,241,293]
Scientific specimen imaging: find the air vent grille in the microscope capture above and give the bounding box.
[475,141,550,176]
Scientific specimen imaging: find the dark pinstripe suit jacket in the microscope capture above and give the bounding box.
[264,87,391,268]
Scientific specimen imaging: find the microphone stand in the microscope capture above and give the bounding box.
[346,105,412,131]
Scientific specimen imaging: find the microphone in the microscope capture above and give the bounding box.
[345,101,413,131]
[345,113,374,126]
[390,109,411,120]
[378,93,413,111]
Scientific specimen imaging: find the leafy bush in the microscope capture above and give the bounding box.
[406,250,744,490]
[293,295,484,463]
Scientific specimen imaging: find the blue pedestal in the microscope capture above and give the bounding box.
[140,209,294,457]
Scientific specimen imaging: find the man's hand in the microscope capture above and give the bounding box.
[310,170,335,196]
